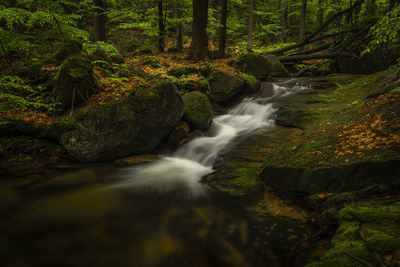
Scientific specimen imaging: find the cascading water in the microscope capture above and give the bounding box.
[113,80,307,196]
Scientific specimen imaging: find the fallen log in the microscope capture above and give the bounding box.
[279,52,356,63]
[290,42,334,56]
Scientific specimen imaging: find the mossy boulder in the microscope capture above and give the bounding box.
[167,66,198,77]
[307,202,400,267]
[264,54,290,77]
[59,82,184,162]
[237,73,261,94]
[182,91,213,131]
[54,56,99,108]
[208,70,245,103]
[233,53,271,81]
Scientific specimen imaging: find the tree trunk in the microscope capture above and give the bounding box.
[176,1,183,51]
[218,0,228,58]
[282,0,288,41]
[299,0,307,43]
[191,0,209,60]
[278,0,282,10]
[247,0,254,51]
[94,0,107,42]
[316,0,323,44]
[157,0,165,52]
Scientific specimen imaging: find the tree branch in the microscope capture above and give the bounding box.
[265,0,365,55]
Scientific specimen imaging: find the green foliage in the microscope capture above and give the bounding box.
[363,7,400,55]
[0,75,61,114]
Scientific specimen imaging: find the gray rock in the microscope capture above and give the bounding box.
[60,82,184,162]
[208,70,244,103]
[182,91,213,131]
[233,53,271,81]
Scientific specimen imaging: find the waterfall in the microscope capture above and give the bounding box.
[113,81,306,196]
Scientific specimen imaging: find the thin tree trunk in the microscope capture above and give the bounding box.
[278,0,282,10]
[316,0,324,44]
[247,0,254,52]
[191,0,209,60]
[176,1,183,51]
[157,0,165,52]
[282,0,288,41]
[218,0,228,58]
[299,0,307,43]
[94,0,106,42]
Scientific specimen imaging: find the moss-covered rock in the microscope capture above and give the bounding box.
[208,70,245,103]
[307,202,400,267]
[182,91,213,131]
[59,82,184,162]
[237,73,261,94]
[167,66,198,77]
[233,53,271,81]
[54,56,99,108]
[264,54,290,77]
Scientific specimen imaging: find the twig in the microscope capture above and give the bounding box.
[343,251,374,267]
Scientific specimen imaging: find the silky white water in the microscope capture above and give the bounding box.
[114,81,307,196]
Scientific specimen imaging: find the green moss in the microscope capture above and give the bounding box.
[323,240,375,265]
[237,73,260,94]
[340,204,399,224]
[182,91,212,130]
[366,230,400,253]
[390,87,400,93]
[198,77,210,93]
[167,66,198,77]
[142,57,160,68]
[301,108,330,126]
[226,166,260,192]
[388,202,400,212]
[332,222,360,245]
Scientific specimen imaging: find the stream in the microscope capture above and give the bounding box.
[0,81,310,267]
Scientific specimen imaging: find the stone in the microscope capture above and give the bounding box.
[208,70,244,103]
[166,121,190,145]
[233,53,271,81]
[264,54,290,77]
[167,66,198,77]
[182,91,213,131]
[59,82,184,162]
[237,73,261,94]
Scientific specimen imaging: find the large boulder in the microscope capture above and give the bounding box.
[59,82,184,162]
[264,54,290,77]
[54,56,99,108]
[233,53,271,81]
[208,70,244,103]
[237,73,261,94]
[182,91,213,131]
